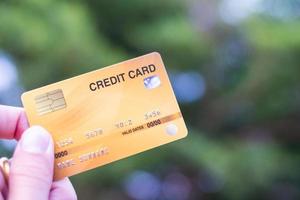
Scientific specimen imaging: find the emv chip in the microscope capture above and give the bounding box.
[35,89,66,115]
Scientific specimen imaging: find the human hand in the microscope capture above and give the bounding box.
[0,105,77,200]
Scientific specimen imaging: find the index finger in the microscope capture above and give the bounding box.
[0,105,29,140]
[50,178,77,200]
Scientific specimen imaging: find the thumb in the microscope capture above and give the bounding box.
[8,126,54,200]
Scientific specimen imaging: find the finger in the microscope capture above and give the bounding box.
[0,169,7,199]
[50,178,77,200]
[0,170,5,192]
[0,105,29,140]
[8,126,54,200]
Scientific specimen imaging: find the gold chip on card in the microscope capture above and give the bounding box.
[35,89,66,115]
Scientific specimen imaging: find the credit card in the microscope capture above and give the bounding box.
[21,52,188,180]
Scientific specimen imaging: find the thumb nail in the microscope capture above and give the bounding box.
[20,126,51,153]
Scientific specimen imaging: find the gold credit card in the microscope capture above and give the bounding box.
[21,52,188,180]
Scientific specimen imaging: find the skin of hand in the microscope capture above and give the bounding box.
[0,105,77,200]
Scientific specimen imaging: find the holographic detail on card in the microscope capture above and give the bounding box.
[144,75,161,89]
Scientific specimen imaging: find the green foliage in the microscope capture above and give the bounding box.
[244,17,300,50]
[128,16,210,69]
[0,0,127,89]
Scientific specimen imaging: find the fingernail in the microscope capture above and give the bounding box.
[21,126,51,153]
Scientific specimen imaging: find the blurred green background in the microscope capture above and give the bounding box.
[1,0,300,199]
